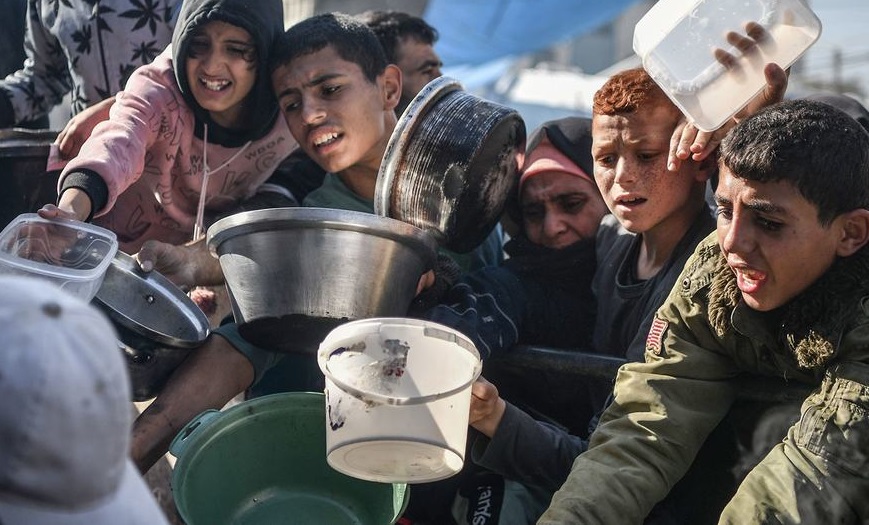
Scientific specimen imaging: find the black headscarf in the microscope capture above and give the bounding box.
[172,0,284,147]
[505,116,595,228]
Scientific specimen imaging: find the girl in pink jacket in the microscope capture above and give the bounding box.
[41,0,296,254]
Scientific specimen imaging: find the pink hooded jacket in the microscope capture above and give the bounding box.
[55,0,295,253]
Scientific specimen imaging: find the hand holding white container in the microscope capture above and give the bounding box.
[634,0,822,131]
[318,318,482,484]
[0,213,117,300]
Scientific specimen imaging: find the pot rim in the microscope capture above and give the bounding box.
[373,76,462,225]
[206,207,438,267]
[373,76,525,252]
[169,392,410,523]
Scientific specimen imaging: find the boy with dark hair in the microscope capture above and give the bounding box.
[130,11,402,472]
[357,10,439,64]
[355,10,442,114]
[539,99,869,523]
[130,11,497,474]
[255,9,443,206]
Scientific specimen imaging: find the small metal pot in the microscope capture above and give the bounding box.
[375,77,526,253]
[92,252,210,401]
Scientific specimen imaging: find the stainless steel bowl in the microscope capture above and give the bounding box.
[206,207,438,353]
[92,251,210,401]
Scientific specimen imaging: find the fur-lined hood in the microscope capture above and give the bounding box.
[703,241,869,369]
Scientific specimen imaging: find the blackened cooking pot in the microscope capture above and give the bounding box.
[0,128,59,229]
[374,77,525,253]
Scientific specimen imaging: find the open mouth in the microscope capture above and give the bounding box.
[733,266,766,293]
[313,132,340,148]
[199,77,231,91]
[615,195,647,207]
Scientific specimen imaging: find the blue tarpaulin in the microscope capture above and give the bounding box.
[423,0,642,68]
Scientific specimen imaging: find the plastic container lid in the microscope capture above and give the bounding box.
[634,0,822,130]
[0,213,118,301]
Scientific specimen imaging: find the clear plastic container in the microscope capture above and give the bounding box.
[634,0,822,131]
[0,213,118,300]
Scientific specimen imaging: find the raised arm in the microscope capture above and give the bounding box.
[667,21,790,172]
[131,333,255,473]
[539,272,741,523]
[469,376,589,492]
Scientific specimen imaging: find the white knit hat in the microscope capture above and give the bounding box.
[0,276,169,525]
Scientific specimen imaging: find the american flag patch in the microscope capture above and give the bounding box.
[646,317,669,356]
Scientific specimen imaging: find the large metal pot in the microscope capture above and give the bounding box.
[92,252,210,401]
[0,129,59,229]
[206,207,438,354]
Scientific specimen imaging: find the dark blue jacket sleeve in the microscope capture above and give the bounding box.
[470,402,588,492]
[423,265,527,360]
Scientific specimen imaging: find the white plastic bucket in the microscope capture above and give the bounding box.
[317,318,482,484]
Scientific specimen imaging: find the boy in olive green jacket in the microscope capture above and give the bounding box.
[540,99,869,524]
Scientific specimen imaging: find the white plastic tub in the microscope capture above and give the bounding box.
[318,318,482,484]
[634,0,822,130]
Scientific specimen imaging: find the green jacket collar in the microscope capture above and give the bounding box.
[706,242,869,370]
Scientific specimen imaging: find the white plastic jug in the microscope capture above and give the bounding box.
[317,318,482,484]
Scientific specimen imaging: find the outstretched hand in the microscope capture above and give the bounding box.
[37,188,93,223]
[36,203,82,222]
[135,238,224,289]
[54,96,114,160]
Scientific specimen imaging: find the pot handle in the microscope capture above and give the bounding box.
[169,409,222,458]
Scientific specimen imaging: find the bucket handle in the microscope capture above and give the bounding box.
[319,337,482,407]
[169,409,222,458]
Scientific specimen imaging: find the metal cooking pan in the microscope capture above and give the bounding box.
[374,77,525,253]
[91,251,210,401]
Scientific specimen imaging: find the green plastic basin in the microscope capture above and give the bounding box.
[170,392,408,524]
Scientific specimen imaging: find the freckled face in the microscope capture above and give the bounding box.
[271,46,392,175]
[521,172,607,249]
[185,21,257,129]
[591,106,706,236]
[715,168,842,311]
